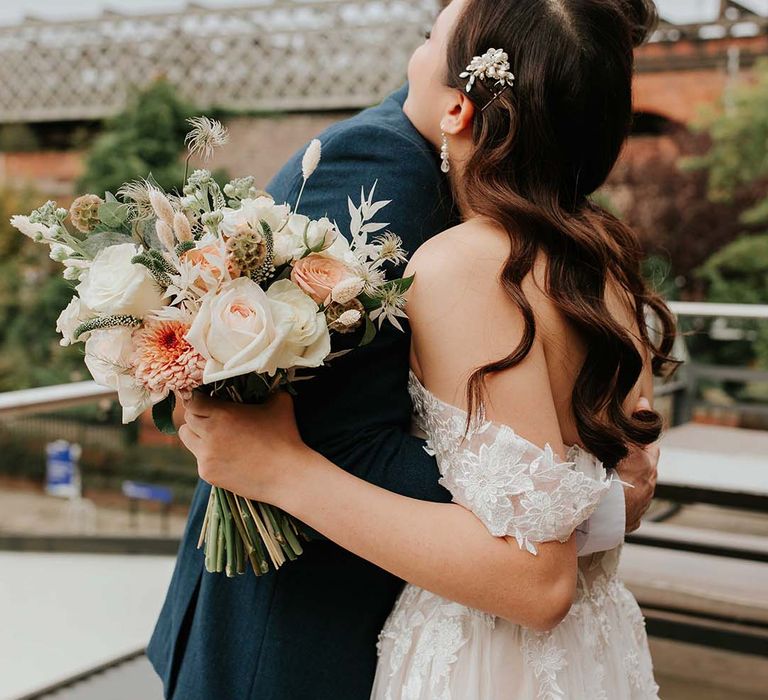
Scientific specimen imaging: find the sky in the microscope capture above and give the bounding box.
[0,0,766,26]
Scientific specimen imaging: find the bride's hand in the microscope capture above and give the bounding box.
[178,391,309,503]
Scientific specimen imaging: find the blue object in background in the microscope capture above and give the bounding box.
[122,481,174,505]
[45,440,82,498]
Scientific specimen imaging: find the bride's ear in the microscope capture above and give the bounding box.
[441,91,476,137]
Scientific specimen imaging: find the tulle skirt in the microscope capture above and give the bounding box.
[372,575,659,700]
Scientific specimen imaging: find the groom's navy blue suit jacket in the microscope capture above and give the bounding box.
[147,86,459,699]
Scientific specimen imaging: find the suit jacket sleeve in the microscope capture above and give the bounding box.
[267,120,453,505]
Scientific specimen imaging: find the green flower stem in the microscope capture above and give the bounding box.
[197,489,215,549]
[215,488,236,577]
[259,503,285,545]
[224,490,253,555]
[216,516,227,574]
[235,530,245,576]
[237,496,267,576]
[245,498,285,570]
[281,512,304,557]
[206,496,221,573]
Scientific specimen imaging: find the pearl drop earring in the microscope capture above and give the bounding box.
[440,129,450,174]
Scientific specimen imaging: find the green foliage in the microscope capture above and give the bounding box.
[0,188,84,390]
[79,79,194,195]
[698,234,768,304]
[686,59,768,226]
[697,234,768,368]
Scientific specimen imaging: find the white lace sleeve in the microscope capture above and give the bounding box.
[409,373,613,555]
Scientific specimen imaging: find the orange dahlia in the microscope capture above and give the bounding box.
[134,320,205,398]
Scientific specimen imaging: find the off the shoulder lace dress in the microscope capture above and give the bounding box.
[371,372,660,700]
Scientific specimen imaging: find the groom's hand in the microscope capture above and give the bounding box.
[615,398,660,534]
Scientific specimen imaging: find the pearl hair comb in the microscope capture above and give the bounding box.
[460,48,516,112]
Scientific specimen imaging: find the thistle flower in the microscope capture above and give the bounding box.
[302,139,322,180]
[185,117,229,162]
[370,285,408,331]
[69,194,104,233]
[134,320,206,399]
[149,189,175,226]
[118,180,155,221]
[373,232,408,265]
[358,264,387,296]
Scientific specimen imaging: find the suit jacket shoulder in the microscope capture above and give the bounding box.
[268,88,456,256]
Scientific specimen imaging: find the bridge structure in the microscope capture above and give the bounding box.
[0,1,766,127]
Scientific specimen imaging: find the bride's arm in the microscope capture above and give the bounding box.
[181,225,588,632]
[183,393,577,632]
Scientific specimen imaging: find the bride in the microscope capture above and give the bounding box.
[179,0,677,697]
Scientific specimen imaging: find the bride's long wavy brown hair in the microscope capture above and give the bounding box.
[447,0,678,468]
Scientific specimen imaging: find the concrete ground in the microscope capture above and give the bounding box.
[2,483,767,700]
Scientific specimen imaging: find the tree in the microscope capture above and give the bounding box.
[0,188,84,390]
[78,79,194,196]
[687,58,768,228]
[696,235,768,369]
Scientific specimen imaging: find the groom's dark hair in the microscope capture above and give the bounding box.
[444,0,678,469]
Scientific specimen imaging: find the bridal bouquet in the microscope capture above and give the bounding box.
[11,118,411,577]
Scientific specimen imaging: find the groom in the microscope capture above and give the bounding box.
[147,85,659,699]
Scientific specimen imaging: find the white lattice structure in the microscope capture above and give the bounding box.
[0,0,440,124]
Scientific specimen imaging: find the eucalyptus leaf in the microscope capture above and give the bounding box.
[98,200,130,228]
[153,393,177,435]
[360,316,377,347]
[81,231,132,257]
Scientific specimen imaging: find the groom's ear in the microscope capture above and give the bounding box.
[442,91,476,137]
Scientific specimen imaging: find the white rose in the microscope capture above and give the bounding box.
[272,214,307,266]
[218,196,290,239]
[56,297,92,346]
[266,280,331,369]
[76,243,166,317]
[84,328,159,423]
[186,277,294,382]
[306,217,338,251]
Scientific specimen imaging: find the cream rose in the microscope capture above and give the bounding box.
[273,214,308,266]
[290,253,355,305]
[76,243,166,317]
[186,277,294,382]
[56,296,92,346]
[84,328,160,423]
[218,196,289,239]
[266,280,331,369]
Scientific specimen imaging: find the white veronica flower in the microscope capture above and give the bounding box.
[10,215,57,242]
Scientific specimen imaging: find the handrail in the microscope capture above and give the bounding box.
[668,302,768,320]
[0,303,764,418]
[0,381,116,417]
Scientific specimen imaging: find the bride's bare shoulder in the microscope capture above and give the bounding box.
[405,219,509,282]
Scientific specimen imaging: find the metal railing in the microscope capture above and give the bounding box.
[663,302,768,426]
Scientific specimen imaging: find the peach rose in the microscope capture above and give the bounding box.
[290,254,353,305]
[183,243,237,291]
